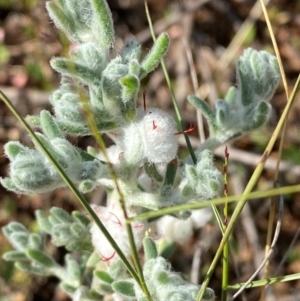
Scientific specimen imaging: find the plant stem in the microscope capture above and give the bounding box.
[144,1,197,165]
[221,146,229,301]
[79,91,152,300]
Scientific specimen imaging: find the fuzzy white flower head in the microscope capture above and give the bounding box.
[140,108,178,163]
[90,202,148,265]
[121,119,144,164]
[156,208,213,245]
[110,107,178,165]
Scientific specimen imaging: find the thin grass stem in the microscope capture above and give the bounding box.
[258,2,290,299]
[144,1,197,165]
[78,91,151,300]
[130,183,300,223]
[221,147,230,301]
[227,272,300,290]
[231,193,284,300]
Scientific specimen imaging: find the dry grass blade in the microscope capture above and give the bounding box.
[218,0,271,70]
[183,39,205,143]
[230,192,284,300]
[274,225,300,276]
[257,1,290,299]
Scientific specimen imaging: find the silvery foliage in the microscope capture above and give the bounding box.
[1,0,280,300]
[188,48,280,151]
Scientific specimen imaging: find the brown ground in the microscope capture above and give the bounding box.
[1,0,300,300]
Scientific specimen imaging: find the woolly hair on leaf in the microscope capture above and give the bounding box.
[139,108,178,164]
[121,120,145,165]
[155,207,213,245]
[106,107,178,165]
[90,202,148,265]
[105,108,144,166]
[7,151,64,194]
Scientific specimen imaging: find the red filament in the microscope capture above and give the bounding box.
[152,120,157,130]
[174,123,196,135]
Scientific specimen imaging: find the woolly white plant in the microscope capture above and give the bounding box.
[1,0,280,300]
[156,208,213,245]
[90,201,148,265]
[105,107,178,166]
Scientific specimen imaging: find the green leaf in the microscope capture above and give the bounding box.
[10,233,29,251]
[46,1,77,41]
[49,214,65,227]
[119,75,139,99]
[78,149,97,162]
[224,86,237,105]
[34,133,67,168]
[4,142,30,160]
[79,180,95,193]
[7,222,28,234]
[55,119,116,136]
[163,162,177,187]
[238,60,253,107]
[120,101,137,122]
[50,207,74,224]
[90,0,114,47]
[40,110,64,139]
[203,287,215,301]
[35,210,53,234]
[144,161,163,182]
[157,271,169,285]
[3,251,28,262]
[97,282,114,294]
[60,282,77,295]
[86,250,100,268]
[28,233,42,249]
[128,59,140,76]
[25,115,41,127]
[70,223,85,237]
[66,241,93,253]
[0,177,26,194]
[26,249,56,268]
[72,211,90,227]
[15,261,50,276]
[215,100,228,127]
[188,95,217,133]
[143,237,158,261]
[94,270,114,284]
[51,58,99,85]
[252,101,270,128]
[52,224,72,245]
[140,32,170,78]
[185,165,197,182]
[112,280,135,297]
[121,40,141,63]
[65,254,81,285]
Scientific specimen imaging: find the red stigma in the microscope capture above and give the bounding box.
[152,120,157,130]
[225,145,229,158]
[99,250,116,262]
[174,123,196,135]
[134,223,143,229]
[109,212,122,226]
